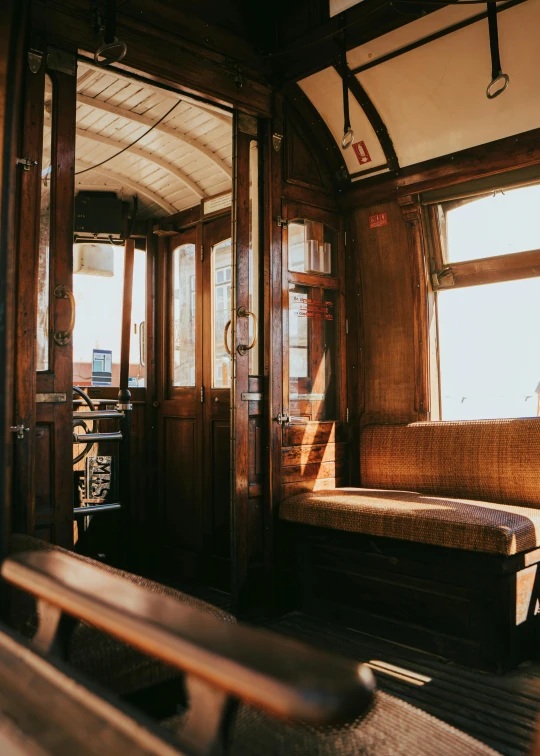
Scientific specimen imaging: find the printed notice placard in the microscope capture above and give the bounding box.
[369,213,388,229]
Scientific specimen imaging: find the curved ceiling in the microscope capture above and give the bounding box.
[299,0,540,180]
[66,62,232,219]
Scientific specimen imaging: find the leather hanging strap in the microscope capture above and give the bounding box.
[341,55,354,149]
[486,3,509,99]
[104,0,117,44]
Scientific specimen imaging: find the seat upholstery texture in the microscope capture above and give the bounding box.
[164,690,498,755]
[8,534,235,695]
[280,488,540,555]
[361,419,540,508]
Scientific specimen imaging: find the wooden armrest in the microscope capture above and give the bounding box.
[2,551,375,726]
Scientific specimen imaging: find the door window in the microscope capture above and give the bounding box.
[172,243,196,387]
[212,239,232,388]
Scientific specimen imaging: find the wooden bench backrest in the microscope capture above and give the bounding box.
[2,550,374,727]
[361,419,540,507]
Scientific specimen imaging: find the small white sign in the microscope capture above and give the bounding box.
[203,192,232,215]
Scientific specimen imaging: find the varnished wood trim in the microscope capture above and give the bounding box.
[282,442,347,466]
[341,127,540,210]
[119,239,135,391]
[442,248,540,289]
[283,422,344,447]
[281,461,345,483]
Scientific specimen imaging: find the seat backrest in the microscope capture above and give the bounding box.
[360,419,540,508]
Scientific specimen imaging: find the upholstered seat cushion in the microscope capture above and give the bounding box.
[280,488,540,555]
[164,690,498,755]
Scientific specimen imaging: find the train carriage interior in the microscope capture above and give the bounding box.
[2,0,540,753]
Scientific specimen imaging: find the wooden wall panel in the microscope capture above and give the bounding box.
[34,423,53,515]
[163,417,199,551]
[211,420,230,560]
[353,201,420,425]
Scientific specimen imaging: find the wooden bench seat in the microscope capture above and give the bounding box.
[279,419,540,671]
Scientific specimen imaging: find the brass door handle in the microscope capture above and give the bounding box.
[53,285,76,346]
[224,320,232,356]
[237,307,257,356]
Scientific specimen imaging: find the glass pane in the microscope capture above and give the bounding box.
[444,184,540,263]
[289,285,336,421]
[249,139,260,375]
[173,243,196,387]
[438,277,540,420]
[212,239,232,388]
[129,249,146,388]
[73,244,124,386]
[288,219,337,275]
[37,74,53,372]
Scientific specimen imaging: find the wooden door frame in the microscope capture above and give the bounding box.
[0,0,28,566]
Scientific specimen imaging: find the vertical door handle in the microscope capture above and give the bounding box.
[53,284,76,346]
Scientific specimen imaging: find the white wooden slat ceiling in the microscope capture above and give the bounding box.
[72,62,233,219]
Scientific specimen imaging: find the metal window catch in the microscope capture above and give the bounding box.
[10,425,29,440]
[16,157,37,171]
[277,216,288,227]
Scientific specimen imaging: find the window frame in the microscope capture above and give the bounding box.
[424,178,540,421]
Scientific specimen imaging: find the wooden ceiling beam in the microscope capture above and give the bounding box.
[77,93,232,179]
[75,162,176,214]
[75,127,206,199]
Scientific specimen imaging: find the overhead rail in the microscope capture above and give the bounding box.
[350,0,525,77]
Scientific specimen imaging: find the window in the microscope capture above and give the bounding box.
[37,74,53,372]
[172,243,196,387]
[430,181,540,421]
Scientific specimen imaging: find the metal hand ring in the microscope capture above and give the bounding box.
[341,128,354,150]
[486,73,509,100]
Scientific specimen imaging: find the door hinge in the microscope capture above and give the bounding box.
[346,408,349,423]
[344,231,347,246]
[277,216,288,227]
[345,318,349,335]
[200,386,205,403]
[16,157,37,171]
[10,424,29,440]
[200,245,204,262]
[27,49,43,74]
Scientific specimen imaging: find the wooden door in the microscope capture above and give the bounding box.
[13,43,76,547]
[156,216,232,586]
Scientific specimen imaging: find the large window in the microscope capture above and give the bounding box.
[430,182,540,420]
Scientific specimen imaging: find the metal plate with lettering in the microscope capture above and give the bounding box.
[36,393,67,403]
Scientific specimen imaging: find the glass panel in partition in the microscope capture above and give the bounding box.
[212,239,232,388]
[173,243,196,387]
[249,139,260,375]
[288,284,336,421]
[73,244,124,386]
[37,74,53,372]
[288,220,337,276]
[129,249,146,387]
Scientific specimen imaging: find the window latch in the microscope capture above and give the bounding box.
[276,216,288,227]
[16,157,37,171]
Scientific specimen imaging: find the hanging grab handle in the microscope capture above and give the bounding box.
[53,285,76,346]
[486,3,509,99]
[341,55,354,149]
